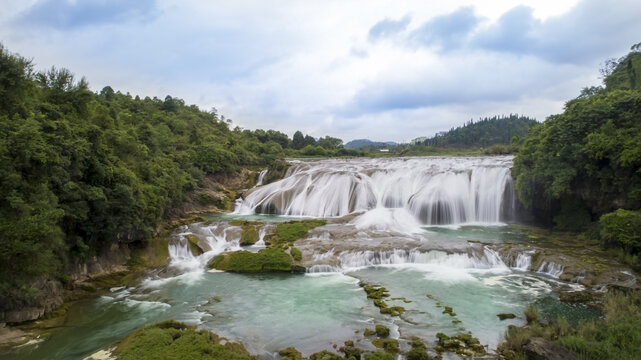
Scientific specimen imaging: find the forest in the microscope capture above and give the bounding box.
[0,45,356,307]
[513,50,641,263]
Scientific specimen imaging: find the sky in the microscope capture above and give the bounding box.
[1,0,640,143]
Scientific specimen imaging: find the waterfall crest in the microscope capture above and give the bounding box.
[236,156,515,225]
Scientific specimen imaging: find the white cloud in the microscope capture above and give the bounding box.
[1,0,638,142]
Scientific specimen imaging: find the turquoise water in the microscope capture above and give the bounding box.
[2,220,595,360]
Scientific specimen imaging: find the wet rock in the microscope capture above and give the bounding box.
[522,337,577,360]
[559,290,604,303]
[497,313,516,320]
[375,324,390,337]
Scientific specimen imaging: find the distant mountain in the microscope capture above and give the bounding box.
[420,114,537,148]
[344,139,397,149]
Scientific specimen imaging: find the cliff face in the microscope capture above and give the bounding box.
[0,242,130,324]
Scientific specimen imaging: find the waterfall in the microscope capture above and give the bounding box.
[537,262,564,278]
[234,156,515,225]
[168,225,241,271]
[306,247,509,273]
[512,251,533,271]
[255,169,268,186]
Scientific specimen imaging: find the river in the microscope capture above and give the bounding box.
[4,156,601,360]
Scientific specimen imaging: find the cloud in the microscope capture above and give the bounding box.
[368,15,411,41]
[16,0,157,29]
[2,0,640,143]
[409,7,478,50]
[474,6,538,54]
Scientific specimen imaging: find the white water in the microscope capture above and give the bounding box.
[307,247,510,275]
[255,169,268,186]
[167,225,242,273]
[235,156,515,225]
[513,251,534,271]
[537,262,564,278]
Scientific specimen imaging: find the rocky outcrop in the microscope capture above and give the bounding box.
[0,277,64,323]
[522,337,577,360]
[1,242,131,324]
[70,242,131,282]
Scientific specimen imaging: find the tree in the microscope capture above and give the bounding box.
[292,130,305,149]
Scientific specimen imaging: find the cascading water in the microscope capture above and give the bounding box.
[235,156,515,225]
[306,247,510,273]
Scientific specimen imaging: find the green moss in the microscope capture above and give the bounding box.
[290,247,302,261]
[358,281,404,316]
[339,341,363,359]
[240,226,259,246]
[363,352,394,360]
[116,320,253,360]
[371,338,399,353]
[442,306,456,316]
[209,248,293,273]
[88,271,131,289]
[185,234,203,256]
[497,313,516,320]
[279,347,303,360]
[269,220,327,246]
[363,328,376,337]
[407,338,428,360]
[375,324,390,337]
[308,350,343,360]
[435,332,485,356]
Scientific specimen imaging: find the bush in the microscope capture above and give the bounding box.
[599,209,641,253]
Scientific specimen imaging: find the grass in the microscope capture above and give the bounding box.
[209,248,293,273]
[498,290,641,360]
[268,220,326,246]
[116,320,253,360]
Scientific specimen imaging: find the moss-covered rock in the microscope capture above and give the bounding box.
[497,313,516,320]
[279,346,303,360]
[268,220,327,246]
[208,248,294,273]
[358,281,405,317]
[290,247,302,261]
[559,290,604,303]
[363,353,394,360]
[406,337,428,360]
[435,332,486,357]
[185,234,204,256]
[339,340,363,359]
[375,324,390,337]
[371,338,399,353]
[308,350,343,360]
[363,328,376,337]
[115,320,254,360]
[442,306,456,316]
[240,226,259,246]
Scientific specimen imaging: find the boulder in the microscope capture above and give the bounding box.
[522,337,577,360]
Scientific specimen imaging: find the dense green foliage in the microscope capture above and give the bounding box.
[116,320,253,360]
[0,45,290,306]
[513,50,641,229]
[420,114,536,148]
[499,290,641,360]
[598,209,641,253]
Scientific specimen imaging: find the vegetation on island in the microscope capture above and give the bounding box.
[115,320,254,360]
[208,219,326,272]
